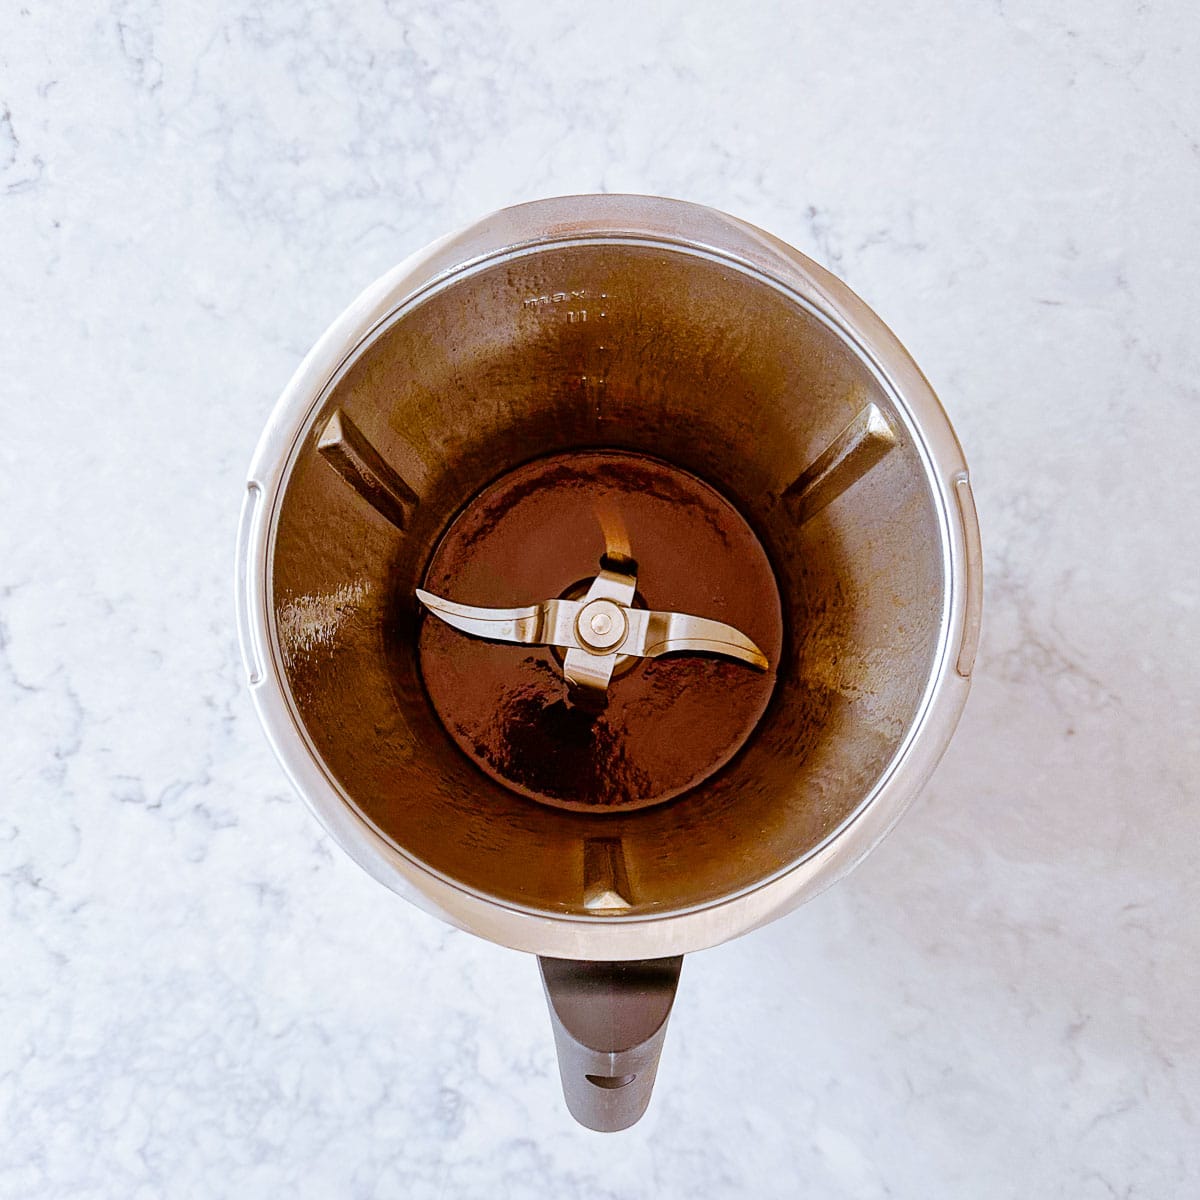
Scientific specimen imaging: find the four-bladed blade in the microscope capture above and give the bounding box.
[416,563,768,705]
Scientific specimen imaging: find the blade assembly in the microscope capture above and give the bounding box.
[416,558,767,706]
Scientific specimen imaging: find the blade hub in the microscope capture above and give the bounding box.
[576,599,628,653]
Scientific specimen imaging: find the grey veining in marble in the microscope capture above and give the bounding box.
[2,1,1197,1196]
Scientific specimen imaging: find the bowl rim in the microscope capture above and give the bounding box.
[235,194,982,959]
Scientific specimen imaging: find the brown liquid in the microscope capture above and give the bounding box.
[417,450,783,812]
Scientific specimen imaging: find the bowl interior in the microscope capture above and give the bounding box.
[268,240,947,917]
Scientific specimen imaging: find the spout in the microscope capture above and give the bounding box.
[538,955,683,1132]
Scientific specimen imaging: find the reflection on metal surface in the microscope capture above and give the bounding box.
[317,407,418,529]
[784,402,897,523]
[277,580,371,670]
[417,556,768,706]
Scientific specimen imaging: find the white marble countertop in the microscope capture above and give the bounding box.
[3,2,1197,1196]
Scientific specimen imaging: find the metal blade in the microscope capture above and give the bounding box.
[416,588,546,645]
[637,610,768,670]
